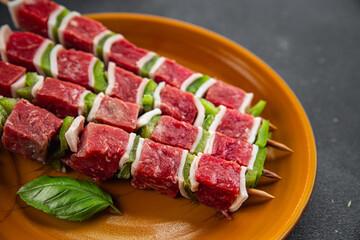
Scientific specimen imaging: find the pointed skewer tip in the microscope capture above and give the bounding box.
[262,169,282,180]
[267,139,294,152]
[247,188,275,199]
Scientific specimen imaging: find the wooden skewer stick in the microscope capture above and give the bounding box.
[267,139,294,152]
[262,169,282,180]
[262,118,277,131]
[247,188,275,199]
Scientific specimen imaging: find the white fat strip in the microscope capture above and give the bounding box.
[33,39,52,76]
[247,144,259,171]
[10,74,26,98]
[178,150,189,199]
[103,34,124,64]
[92,30,111,56]
[136,78,150,106]
[0,25,12,62]
[193,96,205,127]
[31,75,44,98]
[77,90,91,116]
[203,131,216,154]
[86,92,104,122]
[119,133,136,169]
[189,153,201,192]
[153,81,165,109]
[49,44,63,79]
[136,51,156,75]
[88,57,97,88]
[105,61,116,96]
[229,166,248,212]
[195,78,217,98]
[247,117,262,144]
[208,105,227,132]
[180,73,203,92]
[148,57,165,79]
[64,116,85,152]
[131,137,145,177]
[239,93,254,113]
[7,0,25,28]
[190,127,203,154]
[136,108,162,129]
[47,6,64,41]
[58,11,80,46]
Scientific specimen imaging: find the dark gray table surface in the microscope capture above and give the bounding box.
[1,0,359,239]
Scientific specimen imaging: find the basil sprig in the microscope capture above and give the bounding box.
[17,176,121,221]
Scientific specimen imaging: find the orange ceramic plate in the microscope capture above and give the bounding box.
[0,14,316,240]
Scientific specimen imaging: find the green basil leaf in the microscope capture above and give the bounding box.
[17,176,121,221]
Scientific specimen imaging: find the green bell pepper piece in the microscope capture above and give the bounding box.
[96,32,116,60]
[246,147,267,188]
[186,75,210,95]
[247,100,266,117]
[17,73,40,101]
[141,55,159,78]
[93,60,108,93]
[117,135,140,179]
[0,98,18,115]
[0,104,8,121]
[183,153,198,201]
[199,98,220,116]
[82,92,97,118]
[193,129,210,154]
[202,115,215,131]
[52,9,71,43]
[137,115,161,139]
[142,79,157,112]
[40,43,55,77]
[255,120,269,148]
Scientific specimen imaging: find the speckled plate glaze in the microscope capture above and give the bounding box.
[0,13,316,240]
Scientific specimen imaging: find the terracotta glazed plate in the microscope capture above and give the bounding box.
[0,13,316,240]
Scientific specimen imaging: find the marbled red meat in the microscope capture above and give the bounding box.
[2,99,63,162]
[151,116,199,151]
[108,66,143,104]
[6,31,45,72]
[211,133,253,167]
[66,123,129,181]
[206,81,247,110]
[0,61,26,97]
[95,95,140,132]
[195,154,240,215]
[109,38,148,74]
[131,139,183,198]
[154,59,193,88]
[57,48,93,89]
[63,16,107,53]
[34,77,86,118]
[17,0,59,37]
[160,85,197,124]
[216,108,254,140]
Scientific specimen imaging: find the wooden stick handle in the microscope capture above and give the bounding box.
[247,188,275,199]
[267,139,294,152]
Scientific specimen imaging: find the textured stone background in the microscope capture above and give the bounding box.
[1,0,359,239]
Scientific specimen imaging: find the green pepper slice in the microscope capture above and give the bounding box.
[93,60,108,93]
[246,147,267,188]
[52,9,71,43]
[199,98,220,116]
[117,135,140,179]
[186,75,210,95]
[96,32,116,60]
[0,98,18,115]
[40,43,55,77]
[51,116,74,171]
[141,55,159,78]
[82,92,97,118]
[255,120,269,148]
[248,100,266,117]
[183,153,198,201]
[17,73,40,101]
[137,115,161,139]
[202,115,215,131]
[193,129,211,154]
[142,79,157,112]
